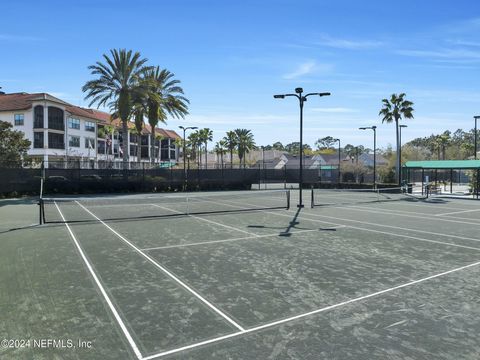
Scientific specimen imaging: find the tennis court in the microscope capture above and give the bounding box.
[1,188,480,359]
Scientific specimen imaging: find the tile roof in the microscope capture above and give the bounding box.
[0,92,69,111]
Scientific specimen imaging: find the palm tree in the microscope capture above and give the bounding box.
[82,49,151,168]
[223,131,238,168]
[379,93,414,184]
[197,128,213,168]
[132,104,145,166]
[214,140,227,168]
[437,133,451,160]
[143,67,189,163]
[234,128,255,168]
[188,131,201,168]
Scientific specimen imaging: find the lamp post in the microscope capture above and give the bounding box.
[334,138,341,184]
[274,88,330,207]
[474,116,479,160]
[399,124,408,185]
[179,125,198,189]
[359,126,377,188]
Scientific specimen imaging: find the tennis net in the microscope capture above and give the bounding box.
[310,187,424,207]
[40,189,290,224]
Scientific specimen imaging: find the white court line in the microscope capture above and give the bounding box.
[344,203,480,221]
[140,228,335,251]
[75,201,245,332]
[142,258,480,360]
[271,209,480,252]
[327,204,480,227]
[436,208,480,217]
[150,204,260,237]
[212,198,480,251]
[301,210,480,243]
[54,202,143,360]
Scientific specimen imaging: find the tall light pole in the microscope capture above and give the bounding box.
[334,138,341,184]
[359,126,377,188]
[399,125,408,185]
[474,116,479,160]
[274,88,331,207]
[179,125,198,189]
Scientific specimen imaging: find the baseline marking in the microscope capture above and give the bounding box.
[76,201,245,332]
[345,203,480,220]
[330,204,480,227]
[436,208,480,217]
[142,258,480,359]
[54,202,143,360]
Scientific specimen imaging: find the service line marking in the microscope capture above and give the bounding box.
[76,201,245,332]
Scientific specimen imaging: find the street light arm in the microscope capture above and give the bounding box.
[273,94,300,100]
[305,92,331,98]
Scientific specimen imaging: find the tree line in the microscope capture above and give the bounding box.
[184,128,255,168]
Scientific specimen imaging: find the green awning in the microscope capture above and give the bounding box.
[319,165,338,170]
[404,160,480,169]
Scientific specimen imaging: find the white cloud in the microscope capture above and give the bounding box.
[282,61,332,80]
[396,48,480,61]
[282,61,316,79]
[446,39,480,47]
[314,34,384,50]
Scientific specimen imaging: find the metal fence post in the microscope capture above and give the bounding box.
[258,163,261,190]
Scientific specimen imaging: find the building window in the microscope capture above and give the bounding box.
[98,140,106,154]
[85,121,95,132]
[130,134,138,143]
[161,139,169,159]
[48,132,64,149]
[130,144,137,156]
[34,105,44,128]
[170,146,176,160]
[85,137,95,149]
[68,117,80,129]
[48,107,64,131]
[69,135,80,147]
[33,132,44,148]
[141,135,149,146]
[14,114,24,126]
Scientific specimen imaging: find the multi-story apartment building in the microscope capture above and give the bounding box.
[0,92,180,168]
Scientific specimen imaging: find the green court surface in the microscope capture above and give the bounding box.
[1,190,480,359]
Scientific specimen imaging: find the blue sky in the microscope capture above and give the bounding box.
[1,0,479,149]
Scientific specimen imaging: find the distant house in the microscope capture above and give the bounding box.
[358,153,388,167]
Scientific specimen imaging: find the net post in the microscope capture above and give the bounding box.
[286,190,290,210]
[186,196,190,215]
[258,163,261,190]
[39,177,44,225]
[311,187,314,208]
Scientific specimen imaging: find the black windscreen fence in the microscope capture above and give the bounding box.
[0,163,380,195]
